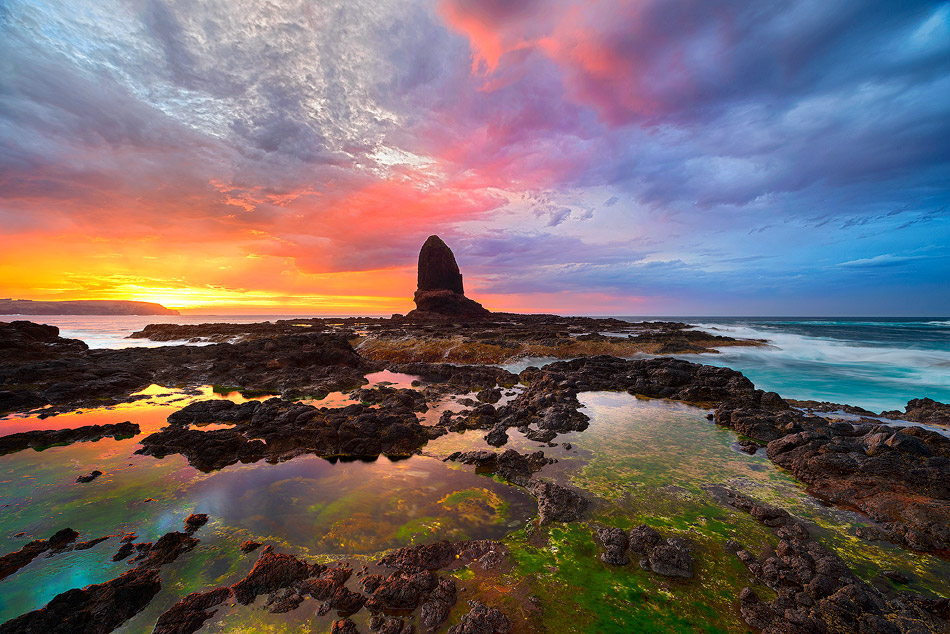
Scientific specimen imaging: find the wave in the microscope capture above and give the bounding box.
[684,321,950,411]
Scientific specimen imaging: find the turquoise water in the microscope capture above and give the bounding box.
[647,317,949,412]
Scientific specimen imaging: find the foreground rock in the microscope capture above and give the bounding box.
[0,568,162,634]
[528,480,588,524]
[149,539,507,634]
[448,600,513,634]
[0,528,80,581]
[0,422,140,456]
[595,524,694,578]
[445,449,553,486]
[0,330,368,415]
[711,487,948,634]
[881,398,950,426]
[0,517,207,634]
[137,394,430,471]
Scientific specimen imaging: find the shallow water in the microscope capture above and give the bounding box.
[0,384,534,628]
[1,382,948,632]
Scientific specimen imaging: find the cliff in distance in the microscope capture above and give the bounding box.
[0,299,179,316]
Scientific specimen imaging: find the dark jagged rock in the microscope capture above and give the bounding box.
[0,527,79,581]
[0,328,367,415]
[130,531,200,569]
[627,525,694,578]
[420,577,457,631]
[378,539,507,574]
[595,526,630,566]
[183,514,208,533]
[364,569,439,612]
[881,398,950,426]
[764,424,950,551]
[0,568,162,634]
[0,320,88,366]
[151,587,232,634]
[714,488,948,634]
[408,236,490,319]
[331,619,362,634]
[527,480,588,524]
[137,394,430,472]
[230,547,324,605]
[447,600,512,634]
[239,540,262,554]
[76,470,103,483]
[0,422,140,456]
[445,449,552,486]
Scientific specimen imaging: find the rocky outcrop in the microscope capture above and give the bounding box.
[0,422,140,456]
[881,398,950,426]
[407,236,490,319]
[0,528,80,581]
[711,488,948,634]
[528,480,588,524]
[445,449,553,486]
[597,524,695,578]
[447,600,512,634]
[765,424,950,551]
[0,517,207,634]
[0,320,88,365]
[0,330,368,415]
[137,394,430,472]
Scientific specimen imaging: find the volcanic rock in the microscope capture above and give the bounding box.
[408,236,490,319]
[0,422,140,456]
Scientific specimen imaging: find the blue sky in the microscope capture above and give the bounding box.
[0,0,948,314]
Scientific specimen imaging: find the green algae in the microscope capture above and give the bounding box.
[3,385,949,633]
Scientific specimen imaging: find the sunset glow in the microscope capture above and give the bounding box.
[1,0,948,314]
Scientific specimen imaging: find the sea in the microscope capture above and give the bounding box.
[1,314,947,413]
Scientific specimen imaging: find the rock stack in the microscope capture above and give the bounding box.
[407,235,490,319]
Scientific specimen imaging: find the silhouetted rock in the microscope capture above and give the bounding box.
[76,470,102,483]
[0,568,162,634]
[0,422,140,456]
[417,235,465,295]
[408,236,490,319]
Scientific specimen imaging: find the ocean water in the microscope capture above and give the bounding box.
[637,317,950,413]
[2,314,947,413]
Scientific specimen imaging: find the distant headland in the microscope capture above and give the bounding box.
[0,299,179,316]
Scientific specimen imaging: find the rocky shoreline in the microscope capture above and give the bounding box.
[1,237,947,633]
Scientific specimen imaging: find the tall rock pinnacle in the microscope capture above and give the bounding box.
[417,235,465,294]
[407,235,490,319]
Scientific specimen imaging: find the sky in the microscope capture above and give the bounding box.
[1,0,948,316]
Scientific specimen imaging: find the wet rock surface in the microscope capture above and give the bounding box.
[136,394,431,471]
[0,517,207,634]
[881,398,950,426]
[0,528,80,581]
[527,480,588,524]
[0,422,140,456]
[76,470,103,483]
[711,487,948,634]
[0,330,368,414]
[445,448,553,486]
[597,524,695,578]
[447,600,513,634]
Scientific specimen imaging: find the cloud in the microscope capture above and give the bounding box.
[837,254,927,268]
[0,0,948,313]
